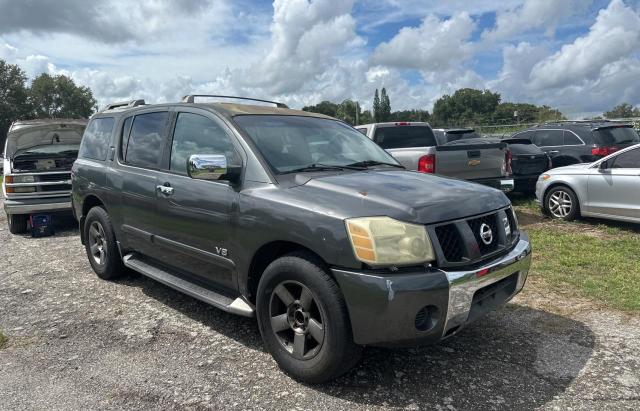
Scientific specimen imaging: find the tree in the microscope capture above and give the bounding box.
[302,100,339,117]
[604,103,640,119]
[29,73,96,118]
[431,88,501,127]
[373,89,381,122]
[0,60,31,146]
[359,109,373,125]
[389,109,430,122]
[336,99,360,125]
[380,88,391,122]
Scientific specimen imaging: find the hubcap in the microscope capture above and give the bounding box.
[269,281,325,360]
[549,190,573,218]
[88,221,107,266]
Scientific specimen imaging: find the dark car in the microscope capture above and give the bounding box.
[501,138,551,193]
[511,121,640,167]
[72,95,531,383]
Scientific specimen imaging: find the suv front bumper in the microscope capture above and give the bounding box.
[332,232,531,346]
[3,196,72,215]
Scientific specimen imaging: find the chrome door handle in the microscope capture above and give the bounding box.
[156,184,174,196]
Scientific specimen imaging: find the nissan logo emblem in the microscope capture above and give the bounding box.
[480,223,493,245]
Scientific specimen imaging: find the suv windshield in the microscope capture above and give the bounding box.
[234,115,400,174]
[593,126,640,145]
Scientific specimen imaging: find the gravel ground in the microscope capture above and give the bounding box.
[0,201,639,410]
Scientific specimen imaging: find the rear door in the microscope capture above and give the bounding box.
[153,108,242,292]
[531,129,565,161]
[117,110,170,261]
[586,147,640,220]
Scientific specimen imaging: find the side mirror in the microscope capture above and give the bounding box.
[598,160,608,171]
[187,154,241,184]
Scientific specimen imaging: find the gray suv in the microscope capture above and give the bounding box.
[72,95,532,382]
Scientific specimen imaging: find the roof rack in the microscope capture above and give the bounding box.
[102,99,146,111]
[182,94,288,108]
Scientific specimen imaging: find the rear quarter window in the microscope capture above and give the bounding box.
[125,112,168,169]
[374,126,437,149]
[78,117,115,161]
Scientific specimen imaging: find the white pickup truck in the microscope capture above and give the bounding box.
[356,122,514,191]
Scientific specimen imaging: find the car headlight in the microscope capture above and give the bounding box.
[345,216,435,267]
[12,175,35,183]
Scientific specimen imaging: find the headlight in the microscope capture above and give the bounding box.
[12,175,35,183]
[345,216,435,267]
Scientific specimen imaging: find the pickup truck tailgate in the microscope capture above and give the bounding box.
[435,140,507,181]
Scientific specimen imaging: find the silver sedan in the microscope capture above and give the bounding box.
[535,143,640,223]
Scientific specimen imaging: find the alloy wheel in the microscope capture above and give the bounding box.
[548,190,573,218]
[88,221,107,265]
[269,281,325,360]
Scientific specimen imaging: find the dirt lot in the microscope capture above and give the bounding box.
[0,200,639,410]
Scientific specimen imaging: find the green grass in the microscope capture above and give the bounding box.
[514,206,640,311]
[0,330,6,349]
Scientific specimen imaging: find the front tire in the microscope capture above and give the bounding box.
[83,206,125,280]
[545,186,579,221]
[256,252,362,383]
[7,214,28,234]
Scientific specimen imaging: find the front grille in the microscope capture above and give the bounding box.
[429,207,519,268]
[435,224,464,262]
[467,214,500,254]
[37,173,71,182]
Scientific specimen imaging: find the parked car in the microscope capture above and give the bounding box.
[434,128,551,193]
[72,96,531,383]
[356,122,514,192]
[536,143,640,222]
[512,121,640,167]
[2,119,88,233]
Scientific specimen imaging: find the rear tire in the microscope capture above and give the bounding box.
[256,252,362,383]
[544,186,579,221]
[83,206,125,280]
[7,214,28,234]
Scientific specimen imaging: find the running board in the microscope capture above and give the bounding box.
[122,254,255,317]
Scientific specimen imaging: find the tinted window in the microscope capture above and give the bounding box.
[610,148,640,169]
[513,130,534,140]
[234,115,398,173]
[563,132,583,145]
[170,113,237,174]
[119,117,133,160]
[593,127,640,145]
[125,112,168,168]
[443,130,480,144]
[78,118,114,160]
[533,130,563,146]
[374,126,437,149]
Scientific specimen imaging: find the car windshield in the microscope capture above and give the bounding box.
[14,144,80,157]
[593,126,640,145]
[234,115,400,174]
[443,130,480,144]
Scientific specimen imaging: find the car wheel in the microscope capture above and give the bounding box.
[256,252,362,383]
[545,186,579,221]
[7,214,28,234]
[83,206,125,280]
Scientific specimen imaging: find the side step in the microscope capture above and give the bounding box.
[123,254,255,317]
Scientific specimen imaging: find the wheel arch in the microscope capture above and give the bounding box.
[79,194,107,244]
[245,240,330,304]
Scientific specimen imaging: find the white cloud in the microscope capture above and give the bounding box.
[529,0,640,90]
[483,0,593,41]
[370,13,476,73]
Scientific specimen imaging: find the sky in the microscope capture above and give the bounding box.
[1,0,640,119]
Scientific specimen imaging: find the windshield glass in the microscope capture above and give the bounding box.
[234,115,400,174]
[593,127,640,145]
[14,144,80,157]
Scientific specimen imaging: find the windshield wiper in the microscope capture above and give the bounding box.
[346,160,404,169]
[282,163,364,174]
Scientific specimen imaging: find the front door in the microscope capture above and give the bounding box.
[586,147,640,219]
[153,109,242,292]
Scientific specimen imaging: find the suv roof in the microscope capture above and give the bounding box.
[534,120,632,130]
[97,95,334,120]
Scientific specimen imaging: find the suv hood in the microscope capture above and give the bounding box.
[4,121,86,158]
[290,170,510,224]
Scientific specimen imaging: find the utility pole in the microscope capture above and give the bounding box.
[355,101,359,125]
